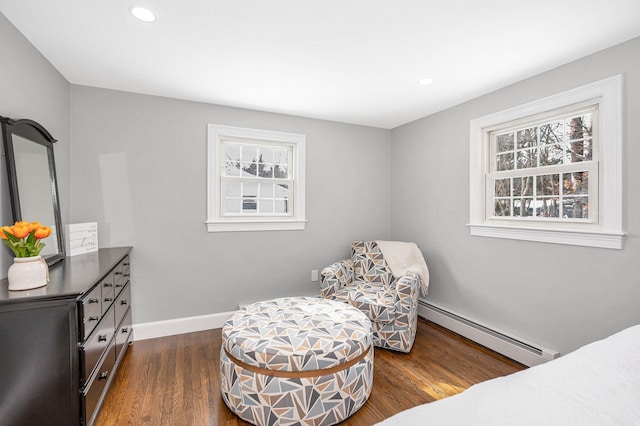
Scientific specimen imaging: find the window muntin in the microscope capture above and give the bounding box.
[487,106,598,223]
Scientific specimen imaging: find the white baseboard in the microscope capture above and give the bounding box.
[133,310,236,341]
[418,300,559,367]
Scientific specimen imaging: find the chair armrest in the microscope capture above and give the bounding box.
[394,272,420,316]
[320,259,354,298]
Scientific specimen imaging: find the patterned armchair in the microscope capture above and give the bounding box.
[320,241,427,353]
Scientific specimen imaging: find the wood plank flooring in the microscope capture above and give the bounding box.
[96,319,525,425]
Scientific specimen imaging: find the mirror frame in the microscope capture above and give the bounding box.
[1,116,65,265]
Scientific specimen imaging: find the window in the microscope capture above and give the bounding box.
[469,75,623,249]
[207,124,306,232]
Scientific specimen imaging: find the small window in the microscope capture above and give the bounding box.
[207,125,306,232]
[469,75,623,249]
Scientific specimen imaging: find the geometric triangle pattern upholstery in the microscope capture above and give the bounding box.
[220,297,374,425]
[320,241,421,353]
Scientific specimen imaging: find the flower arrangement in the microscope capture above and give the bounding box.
[0,221,52,258]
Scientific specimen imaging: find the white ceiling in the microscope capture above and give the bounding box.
[1,1,640,129]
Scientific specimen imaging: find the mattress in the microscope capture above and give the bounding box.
[377,324,640,425]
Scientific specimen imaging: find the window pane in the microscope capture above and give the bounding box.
[225,198,241,214]
[242,161,257,176]
[274,164,289,179]
[496,133,514,152]
[275,184,289,199]
[517,148,537,169]
[539,144,563,166]
[514,198,534,217]
[496,153,513,171]
[537,198,559,218]
[537,174,559,196]
[259,183,274,198]
[225,182,241,197]
[517,127,537,149]
[225,161,241,176]
[563,197,588,219]
[243,182,258,197]
[274,149,288,165]
[225,144,241,162]
[495,178,510,197]
[259,148,274,164]
[258,163,274,178]
[494,199,511,216]
[566,114,593,141]
[563,171,588,195]
[259,199,274,214]
[539,121,563,144]
[513,176,533,196]
[275,200,288,214]
[242,198,257,213]
[567,140,592,162]
[242,146,257,162]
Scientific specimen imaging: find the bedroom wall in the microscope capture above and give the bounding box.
[390,36,640,355]
[70,85,391,324]
[0,13,70,278]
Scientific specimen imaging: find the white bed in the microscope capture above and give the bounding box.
[377,324,640,425]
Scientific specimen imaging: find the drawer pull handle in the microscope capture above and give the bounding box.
[123,262,130,266]
[115,272,123,275]
[104,297,113,302]
[124,274,130,277]
[98,334,108,342]
[99,371,109,380]
[88,316,100,322]
[103,283,113,288]
[115,284,123,288]
[88,298,100,304]
[121,327,129,333]
[120,300,128,306]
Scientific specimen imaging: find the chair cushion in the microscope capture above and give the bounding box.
[333,282,396,323]
[352,241,396,286]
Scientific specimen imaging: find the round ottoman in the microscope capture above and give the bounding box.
[220,296,373,426]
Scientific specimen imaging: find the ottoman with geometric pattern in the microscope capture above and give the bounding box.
[220,296,374,426]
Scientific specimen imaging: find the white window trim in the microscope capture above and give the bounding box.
[469,75,623,249]
[207,124,306,232]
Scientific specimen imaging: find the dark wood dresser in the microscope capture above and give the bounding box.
[0,246,132,425]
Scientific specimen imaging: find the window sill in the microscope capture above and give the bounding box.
[206,219,306,232]
[468,223,624,249]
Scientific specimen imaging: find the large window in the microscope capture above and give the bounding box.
[469,75,623,249]
[207,124,306,232]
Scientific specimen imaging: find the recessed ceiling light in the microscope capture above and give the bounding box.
[418,77,434,86]
[131,6,156,23]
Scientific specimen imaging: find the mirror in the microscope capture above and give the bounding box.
[1,116,64,265]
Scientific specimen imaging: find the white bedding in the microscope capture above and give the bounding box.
[377,324,640,425]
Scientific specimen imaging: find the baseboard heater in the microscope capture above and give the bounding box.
[418,300,559,367]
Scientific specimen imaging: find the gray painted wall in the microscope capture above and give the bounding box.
[70,85,391,323]
[390,36,640,355]
[0,13,70,277]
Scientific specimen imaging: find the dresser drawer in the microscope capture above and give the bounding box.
[79,285,103,340]
[82,340,116,426]
[115,307,132,361]
[114,282,131,328]
[80,307,115,385]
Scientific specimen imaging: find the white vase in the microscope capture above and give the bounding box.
[8,255,50,291]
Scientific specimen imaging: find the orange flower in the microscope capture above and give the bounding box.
[28,222,41,232]
[34,226,52,239]
[10,224,30,239]
[0,226,13,240]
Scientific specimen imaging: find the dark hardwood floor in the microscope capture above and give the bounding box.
[96,318,525,425]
